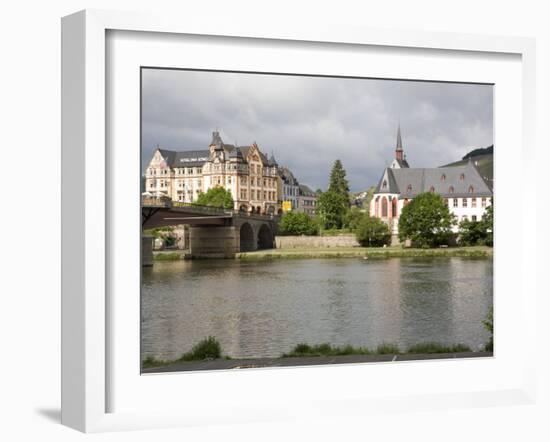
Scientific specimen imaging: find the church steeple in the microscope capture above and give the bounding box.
[395,124,404,161]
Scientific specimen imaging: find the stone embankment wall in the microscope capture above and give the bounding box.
[275,234,359,249]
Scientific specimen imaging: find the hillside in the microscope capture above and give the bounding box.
[442,145,493,190]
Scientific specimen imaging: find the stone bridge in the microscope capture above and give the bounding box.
[142,199,278,259]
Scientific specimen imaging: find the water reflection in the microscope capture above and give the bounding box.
[141,257,493,360]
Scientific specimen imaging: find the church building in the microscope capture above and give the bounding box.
[370,126,493,242]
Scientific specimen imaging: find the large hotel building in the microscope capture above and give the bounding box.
[144,131,282,215]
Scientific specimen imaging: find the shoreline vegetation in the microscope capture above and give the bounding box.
[142,338,483,370]
[151,245,493,261]
[236,245,493,260]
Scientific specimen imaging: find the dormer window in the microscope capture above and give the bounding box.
[468,185,474,193]
[449,186,454,194]
[382,180,387,189]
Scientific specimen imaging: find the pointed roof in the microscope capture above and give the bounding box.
[396,124,403,151]
[268,151,278,167]
[374,161,492,198]
[210,130,224,150]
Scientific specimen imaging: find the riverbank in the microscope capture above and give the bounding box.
[153,250,186,261]
[142,351,493,373]
[236,245,493,260]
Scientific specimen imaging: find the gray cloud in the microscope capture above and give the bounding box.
[142,69,493,192]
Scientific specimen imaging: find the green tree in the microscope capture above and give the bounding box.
[481,201,493,246]
[278,212,319,236]
[317,191,349,229]
[482,307,493,351]
[194,186,234,209]
[328,159,350,202]
[398,192,456,247]
[342,207,367,230]
[458,219,487,246]
[355,215,391,247]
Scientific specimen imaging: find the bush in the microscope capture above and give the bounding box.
[180,336,222,361]
[482,307,493,351]
[342,207,367,230]
[278,211,319,236]
[375,343,400,354]
[407,342,471,354]
[355,215,391,247]
[458,219,489,246]
[282,343,371,357]
[398,192,456,247]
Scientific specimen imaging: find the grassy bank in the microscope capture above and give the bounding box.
[282,342,471,358]
[143,338,478,369]
[153,251,185,261]
[143,336,230,369]
[236,245,492,260]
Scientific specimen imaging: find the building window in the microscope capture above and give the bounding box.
[429,186,435,192]
[460,173,465,181]
[453,198,458,208]
[472,198,477,208]
[441,174,446,181]
[381,197,388,217]
[472,215,477,222]
[462,215,468,221]
[481,197,487,208]
[449,186,454,194]
[407,184,412,192]
[382,180,387,189]
[462,198,468,208]
[468,185,474,193]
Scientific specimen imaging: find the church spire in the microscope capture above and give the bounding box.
[396,124,403,151]
[395,124,404,161]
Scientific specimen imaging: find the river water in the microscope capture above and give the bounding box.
[141,257,492,360]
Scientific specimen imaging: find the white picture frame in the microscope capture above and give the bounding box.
[61,9,538,433]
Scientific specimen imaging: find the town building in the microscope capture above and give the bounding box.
[370,126,493,242]
[297,184,318,216]
[144,131,280,214]
[278,166,300,210]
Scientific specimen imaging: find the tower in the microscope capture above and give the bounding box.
[395,124,404,162]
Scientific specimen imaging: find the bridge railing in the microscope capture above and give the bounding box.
[142,197,279,220]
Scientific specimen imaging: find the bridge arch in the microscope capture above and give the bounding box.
[257,223,274,249]
[239,222,255,252]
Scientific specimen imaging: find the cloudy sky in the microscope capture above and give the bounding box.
[141,68,493,192]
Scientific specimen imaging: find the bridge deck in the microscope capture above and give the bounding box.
[142,199,276,229]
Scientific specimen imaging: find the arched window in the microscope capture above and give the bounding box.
[441,173,446,181]
[460,173,465,181]
[407,184,412,192]
[429,186,435,192]
[381,197,388,217]
[468,185,474,193]
[449,186,454,194]
[382,179,387,189]
[391,198,397,217]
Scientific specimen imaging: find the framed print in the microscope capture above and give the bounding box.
[61,9,538,433]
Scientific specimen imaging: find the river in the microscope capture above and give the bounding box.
[141,257,492,360]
